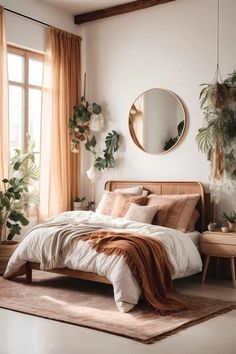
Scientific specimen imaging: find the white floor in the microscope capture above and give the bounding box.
[0,276,236,354]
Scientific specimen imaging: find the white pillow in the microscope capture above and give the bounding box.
[125,203,158,224]
[142,190,149,197]
[114,186,143,195]
[95,191,108,214]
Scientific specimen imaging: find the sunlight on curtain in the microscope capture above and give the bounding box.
[39,27,81,220]
[0,6,8,188]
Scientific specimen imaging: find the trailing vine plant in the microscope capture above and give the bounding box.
[68,96,120,172]
[196,70,236,202]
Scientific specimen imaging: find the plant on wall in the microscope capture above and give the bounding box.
[68,96,120,174]
[196,70,236,202]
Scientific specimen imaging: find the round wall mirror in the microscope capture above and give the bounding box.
[128,88,186,154]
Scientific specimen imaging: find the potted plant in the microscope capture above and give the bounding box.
[73,197,86,211]
[0,141,39,275]
[222,211,236,232]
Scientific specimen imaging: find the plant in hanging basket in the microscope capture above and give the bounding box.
[200,82,230,109]
[196,71,236,202]
[68,97,120,173]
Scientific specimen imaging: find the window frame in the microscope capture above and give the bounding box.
[7,45,44,151]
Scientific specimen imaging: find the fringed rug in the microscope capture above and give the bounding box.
[0,271,235,344]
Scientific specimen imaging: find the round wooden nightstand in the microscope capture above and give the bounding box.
[200,231,236,288]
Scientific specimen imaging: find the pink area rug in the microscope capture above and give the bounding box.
[0,271,235,343]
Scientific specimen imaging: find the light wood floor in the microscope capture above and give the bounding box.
[0,276,236,354]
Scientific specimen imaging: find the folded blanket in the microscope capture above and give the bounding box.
[79,230,187,314]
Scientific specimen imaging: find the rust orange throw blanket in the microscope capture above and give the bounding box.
[80,230,187,313]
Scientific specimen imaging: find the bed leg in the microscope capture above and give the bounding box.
[25,262,32,284]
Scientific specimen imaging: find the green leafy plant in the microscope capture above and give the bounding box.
[222,210,236,223]
[74,196,86,203]
[196,70,236,201]
[68,97,120,171]
[164,120,184,151]
[0,142,39,242]
[68,97,100,155]
[94,131,120,170]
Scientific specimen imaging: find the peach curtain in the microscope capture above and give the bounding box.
[39,27,81,220]
[0,6,8,188]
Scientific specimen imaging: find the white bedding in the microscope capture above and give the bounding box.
[186,231,201,247]
[4,211,202,312]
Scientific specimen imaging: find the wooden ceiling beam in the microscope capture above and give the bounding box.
[74,0,176,25]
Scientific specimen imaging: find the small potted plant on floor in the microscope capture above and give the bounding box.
[73,197,86,211]
[222,211,236,232]
[0,141,39,275]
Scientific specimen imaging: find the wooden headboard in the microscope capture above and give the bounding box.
[105,180,213,232]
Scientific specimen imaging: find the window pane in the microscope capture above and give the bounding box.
[29,58,43,86]
[8,53,24,83]
[28,88,41,156]
[9,85,24,155]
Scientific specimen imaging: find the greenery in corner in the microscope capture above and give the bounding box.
[0,141,39,242]
[74,196,86,203]
[68,97,120,171]
[222,210,236,224]
[196,70,236,201]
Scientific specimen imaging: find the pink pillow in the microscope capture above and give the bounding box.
[186,209,200,232]
[147,194,200,233]
[101,192,147,218]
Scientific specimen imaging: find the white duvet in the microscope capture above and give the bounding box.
[4,211,202,312]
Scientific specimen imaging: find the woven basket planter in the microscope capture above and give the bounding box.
[0,241,19,276]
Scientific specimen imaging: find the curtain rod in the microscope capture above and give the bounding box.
[5,8,50,27]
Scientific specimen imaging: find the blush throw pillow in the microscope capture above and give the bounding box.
[100,192,147,218]
[147,194,200,233]
[186,209,200,232]
[125,203,159,224]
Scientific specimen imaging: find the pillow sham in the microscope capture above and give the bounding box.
[147,194,200,233]
[114,186,143,195]
[125,203,159,224]
[95,191,109,214]
[101,192,147,218]
[186,209,200,232]
[95,188,147,214]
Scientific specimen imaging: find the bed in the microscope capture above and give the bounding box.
[4,180,213,312]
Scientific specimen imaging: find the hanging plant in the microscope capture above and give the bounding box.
[196,70,236,202]
[68,97,120,172]
[94,130,120,170]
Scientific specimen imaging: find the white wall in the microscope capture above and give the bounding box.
[82,0,236,214]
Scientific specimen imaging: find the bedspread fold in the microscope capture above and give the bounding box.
[78,230,187,313]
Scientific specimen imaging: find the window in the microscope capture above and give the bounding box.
[7,46,44,157]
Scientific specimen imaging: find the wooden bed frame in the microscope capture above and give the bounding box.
[25,180,213,284]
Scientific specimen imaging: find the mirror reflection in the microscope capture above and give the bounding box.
[129,88,186,154]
